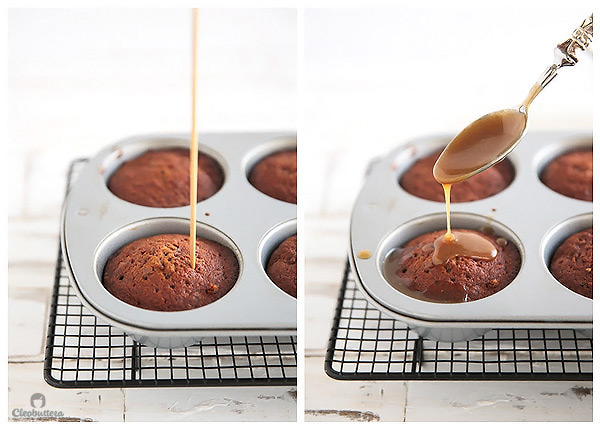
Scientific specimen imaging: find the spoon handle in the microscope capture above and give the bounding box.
[523,14,593,108]
[555,14,593,68]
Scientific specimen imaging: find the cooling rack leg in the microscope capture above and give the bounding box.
[410,337,424,373]
[131,343,141,381]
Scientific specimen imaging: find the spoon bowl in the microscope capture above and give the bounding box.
[433,108,527,184]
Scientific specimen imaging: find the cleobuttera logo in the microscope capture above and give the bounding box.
[30,393,46,408]
[12,393,64,419]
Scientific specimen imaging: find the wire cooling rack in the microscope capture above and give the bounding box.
[324,262,593,381]
[44,159,297,388]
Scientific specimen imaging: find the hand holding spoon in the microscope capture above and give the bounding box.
[433,14,593,185]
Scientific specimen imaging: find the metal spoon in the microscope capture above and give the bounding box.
[433,14,593,185]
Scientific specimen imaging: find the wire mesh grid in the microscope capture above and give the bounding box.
[44,159,297,388]
[325,262,593,381]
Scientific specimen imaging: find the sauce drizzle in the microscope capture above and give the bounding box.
[432,182,497,265]
[189,8,200,269]
[430,109,526,264]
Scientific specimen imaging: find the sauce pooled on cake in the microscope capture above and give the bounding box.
[383,229,520,303]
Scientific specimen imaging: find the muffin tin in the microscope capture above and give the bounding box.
[350,131,592,342]
[61,132,297,348]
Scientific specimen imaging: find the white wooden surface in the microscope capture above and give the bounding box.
[303,3,593,422]
[7,8,296,422]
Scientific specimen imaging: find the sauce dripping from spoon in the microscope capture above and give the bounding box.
[432,183,497,265]
[430,80,542,265]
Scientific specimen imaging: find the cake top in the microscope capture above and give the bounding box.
[249,150,297,204]
[266,234,297,298]
[401,150,514,203]
[541,149,592,201]
[550,228,593,299]
[103,234,239,311]
[108,148,224,208]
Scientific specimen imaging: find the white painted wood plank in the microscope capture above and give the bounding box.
[20,150,71,219]
[8,265,57,290]
[305,258,347,296]
[304,294,337,353]
[8,218,59,358]
[8,362,125,422]
[305,216,349,262]
[305,216,348,353]
[123,387,296,422]
[304,355,407,422]
[8,287,50,359]
[405,381,593,422]
[8,218,60,268]
[6,161,26,218]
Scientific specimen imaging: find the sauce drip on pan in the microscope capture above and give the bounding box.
[357,250,372,259]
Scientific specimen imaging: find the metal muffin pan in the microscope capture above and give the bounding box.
[350,131,592,342]
[61,132,297,348]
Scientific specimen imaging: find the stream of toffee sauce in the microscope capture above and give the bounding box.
[431,84,539,264]
[430,107,528,265]
[189,9,200,269]
[432,183,497,265]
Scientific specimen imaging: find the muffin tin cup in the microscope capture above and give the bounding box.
[62,132,297,348]
[258,219,297,297]
[350,132,592,342]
